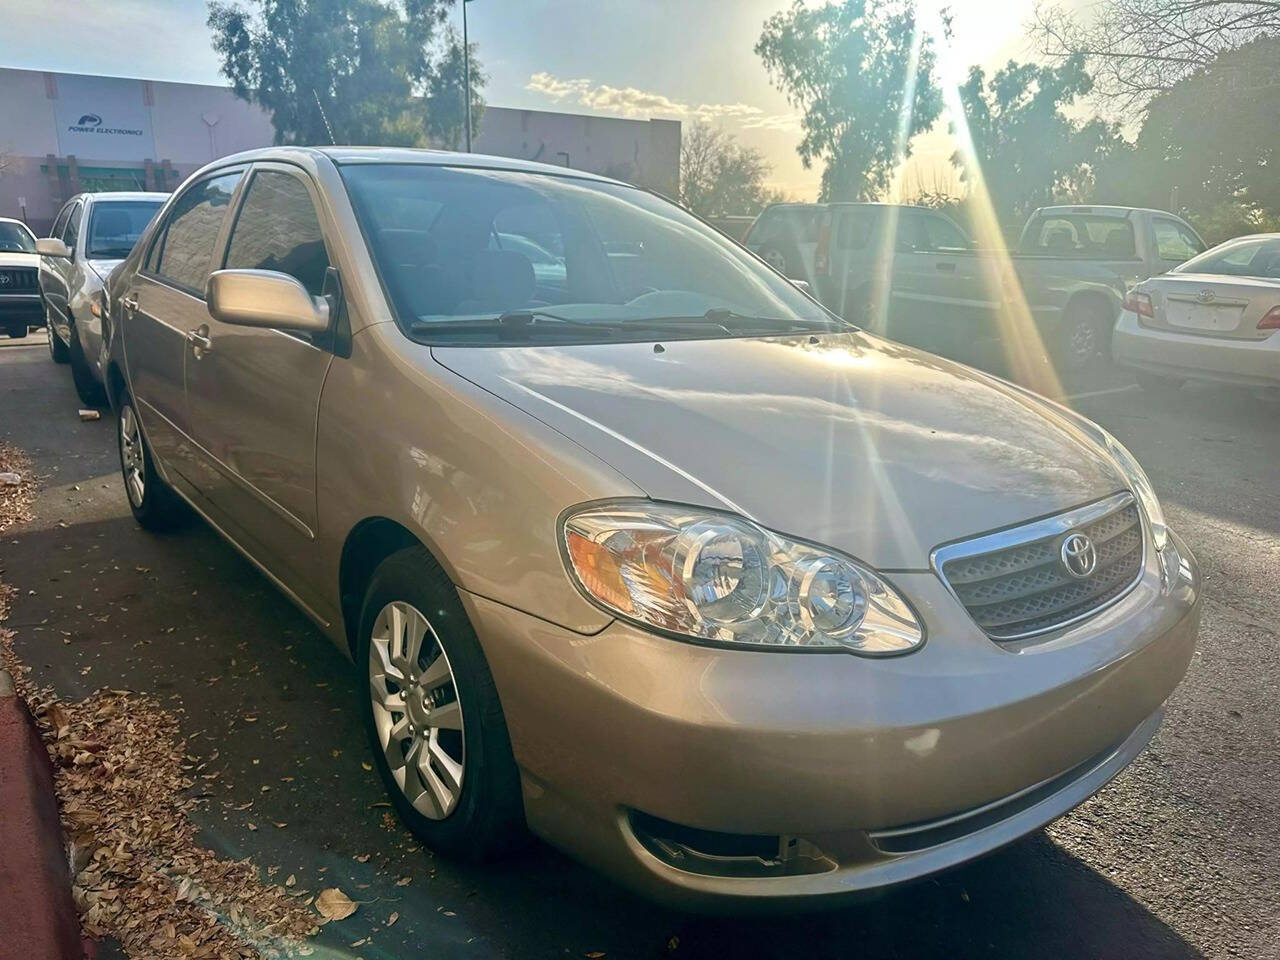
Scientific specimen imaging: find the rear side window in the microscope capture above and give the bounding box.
[224,170,330,296]
[151,172,242,295]
[1153,218,1204,262]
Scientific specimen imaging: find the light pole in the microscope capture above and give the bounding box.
[462,0,474,152]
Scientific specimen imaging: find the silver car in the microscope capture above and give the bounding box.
[1114,233,1280,393]
[38,191,168,404]
[105,147,1201,910]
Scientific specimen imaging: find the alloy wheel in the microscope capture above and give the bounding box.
[119,404,146,508]
[1068,318,1098,365]
[368,600,465,820]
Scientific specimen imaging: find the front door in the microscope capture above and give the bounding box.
[41,201,81,339]
[119,170,245,470]
[182,163,335,596]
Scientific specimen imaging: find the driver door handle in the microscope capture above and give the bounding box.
[186,325,213,357]
[935,261,957,272]
[121,296,138,311]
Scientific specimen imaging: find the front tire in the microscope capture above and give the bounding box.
[117,392,184,531]
[358,547,525,860]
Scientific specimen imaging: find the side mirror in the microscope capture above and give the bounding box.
[37,238,72,258]
[206,269,330,333]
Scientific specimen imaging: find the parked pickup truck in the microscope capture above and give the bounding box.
[0,217,42,340]
[743,203,1206,371]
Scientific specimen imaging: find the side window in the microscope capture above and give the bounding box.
[894,212,926,253]
[224,170,330,296]
[919,215,969,252]
[1154,219,1201,262]
[63,203,83,251]
[153,171,243,294]
[50,204,73,240]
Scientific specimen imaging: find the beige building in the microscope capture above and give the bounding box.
[0,67,680,235]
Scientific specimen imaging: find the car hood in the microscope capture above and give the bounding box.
[87,258,124,281]
[433,332,1126,568]
[0,251,38,270]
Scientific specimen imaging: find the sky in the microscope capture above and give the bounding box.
[0,0,1043,199]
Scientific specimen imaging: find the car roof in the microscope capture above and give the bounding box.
[207,145,626,186]
[1032,205,1171,218]
[0,216,34,228]
[69,191,170,204]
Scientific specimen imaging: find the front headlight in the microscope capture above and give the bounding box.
[561,502,923,654]
[1102,433,1168,552]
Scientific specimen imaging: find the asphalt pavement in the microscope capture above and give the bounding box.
[1,331,1277,959]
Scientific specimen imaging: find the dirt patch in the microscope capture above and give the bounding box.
[1,445,323,958]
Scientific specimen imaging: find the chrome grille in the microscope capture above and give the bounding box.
[935,494,1144,641]
[0,267,38,292]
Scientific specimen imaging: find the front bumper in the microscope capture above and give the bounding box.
[0,295,44,327]
[463,530,1199,910]
[1113,308,1280,388]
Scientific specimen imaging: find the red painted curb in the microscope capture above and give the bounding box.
[0,682,84,960]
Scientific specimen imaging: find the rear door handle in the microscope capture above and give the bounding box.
[121,296,138,311]
[936,261,957,272]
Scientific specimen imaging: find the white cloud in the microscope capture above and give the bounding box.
[525,71,798,131]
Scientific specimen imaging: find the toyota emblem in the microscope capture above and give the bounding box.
[1060,533,1098,579]
[1196,288,1216,304]
[0,274,10,286]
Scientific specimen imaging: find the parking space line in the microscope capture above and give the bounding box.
[1062,384,1141,402]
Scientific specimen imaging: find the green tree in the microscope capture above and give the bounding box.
[207,0,482,148]
[1094,36,1280,235]
[756,0,942,201]
[420,25,485,149]
[678,123,775,217]
[953,55,1124,227]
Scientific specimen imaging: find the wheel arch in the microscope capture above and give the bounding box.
[105,360,128,412]
[338,517,440,657]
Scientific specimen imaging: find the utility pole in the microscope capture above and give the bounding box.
[463,0,474,152]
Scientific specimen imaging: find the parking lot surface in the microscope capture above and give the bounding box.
[2,333,1277,959]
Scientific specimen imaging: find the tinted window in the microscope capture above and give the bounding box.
[153,172,242,294]
[746,206,823,247]
[50,204,73,240]
[1022,215,1136,257]
[86,201,164,259]
[224,171,330,296]
[0,221,36,253]
[1154,219,1203,261]
[63,203,83,250]
[919,215,969,252]
[342,164,829,341]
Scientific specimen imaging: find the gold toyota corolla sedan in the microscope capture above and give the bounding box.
[103,147,1201,911]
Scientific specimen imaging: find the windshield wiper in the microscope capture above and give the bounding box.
[700,308,851,332]
[411,310,738,341]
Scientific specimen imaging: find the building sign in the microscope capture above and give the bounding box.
[53,74,156,161]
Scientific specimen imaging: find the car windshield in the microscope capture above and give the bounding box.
[1174,237,1280,279]
[0,221,36,253]
[340,163,841,344]
[1020,214,1137,258]
[86,200,165,259]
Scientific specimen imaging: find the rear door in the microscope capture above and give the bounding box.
[118,170,245,470]
[183,162,335,592]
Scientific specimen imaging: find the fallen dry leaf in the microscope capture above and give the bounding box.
[316,887,358,922]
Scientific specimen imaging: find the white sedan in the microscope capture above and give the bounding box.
[1113,233,1280,392]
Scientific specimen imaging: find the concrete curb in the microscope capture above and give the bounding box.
[0,669,86,959]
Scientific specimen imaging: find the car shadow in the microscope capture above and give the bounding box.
[2,510,1205,960]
